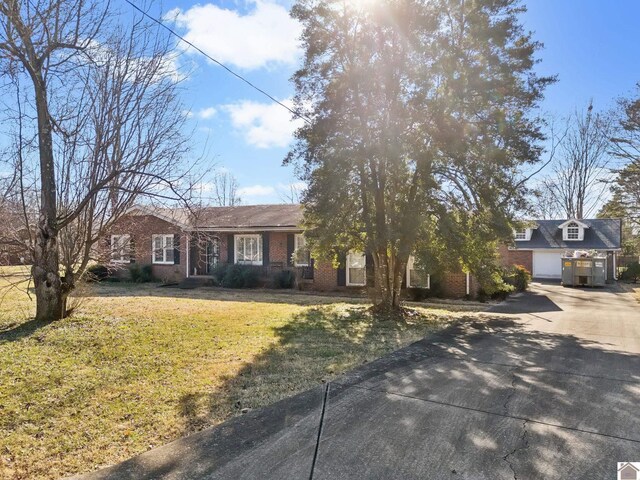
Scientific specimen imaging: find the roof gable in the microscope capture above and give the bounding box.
[514,218,622,250]
[558,219,590,229]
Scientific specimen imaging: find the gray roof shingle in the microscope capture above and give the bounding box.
[192,204,303,229]
[519,218,622,250]
[135,204,303,230]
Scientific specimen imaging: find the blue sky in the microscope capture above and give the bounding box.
[142,0,640,204]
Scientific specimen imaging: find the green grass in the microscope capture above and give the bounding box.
[0,269,476,479]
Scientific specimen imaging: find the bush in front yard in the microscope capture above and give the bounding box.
[220,264,261,288]
[129,264,154,283]
[85,264,110,282]
[621,261,640,282]
[221,264,244,288]
[477,269,516,302]
[241,266,260,288]
[504,264,531,292]
[209,264,226,285]
[273,270,296,289]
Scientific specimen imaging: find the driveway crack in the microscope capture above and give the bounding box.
[309,382,330,480]
[503,366,519,416]
[503,419,529,480]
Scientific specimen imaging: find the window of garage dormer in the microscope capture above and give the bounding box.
[564,222,581,241]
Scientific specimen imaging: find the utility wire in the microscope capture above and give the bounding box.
[124,0,311,125]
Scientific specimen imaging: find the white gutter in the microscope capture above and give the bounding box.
[185,232,190,278]
[185,227,302,233]
[466,272,470,296]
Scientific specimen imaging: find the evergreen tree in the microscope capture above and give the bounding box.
[287,0,553,309]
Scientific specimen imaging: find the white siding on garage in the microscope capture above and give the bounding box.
[532,251,564,278]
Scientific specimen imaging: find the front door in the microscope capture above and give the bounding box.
[205,238,219,274]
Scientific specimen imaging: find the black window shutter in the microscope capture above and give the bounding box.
[365,252,374,287]
[262,233,270,266]
[309,258,315,280]
[228,235,235,264]
[106,235,112,262]
[174,234,180,265]
[129,238,136,264]
[286,234,295,266]
[337,252,346,286]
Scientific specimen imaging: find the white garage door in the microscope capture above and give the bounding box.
[533,251,563,278]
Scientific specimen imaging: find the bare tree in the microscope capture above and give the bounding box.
[542,102,612,219]
[278,183,304,204]
[0,1,193,321]
[530,180,563,219]
[211,171,241,206]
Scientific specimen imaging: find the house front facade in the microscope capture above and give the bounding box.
[107,204,473,297]
[500,218,622,280]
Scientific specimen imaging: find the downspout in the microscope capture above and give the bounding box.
[466,272,470,296]
[613,252,617,281]
[186,232,190,278]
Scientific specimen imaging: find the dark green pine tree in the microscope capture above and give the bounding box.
[610,84,640,236]
[286,0,554,310]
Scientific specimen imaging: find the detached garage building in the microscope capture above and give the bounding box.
[501,218,622,281]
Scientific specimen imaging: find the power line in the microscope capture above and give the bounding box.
[124,0,311,125]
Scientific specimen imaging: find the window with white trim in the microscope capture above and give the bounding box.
[565,222,580,240]
[514,229,528,241]
[406,255,430,289]
[235,234,263,265]
[294,234,311,267]
[110,234,130,263]
[152,234,174,264]
[346,251,366,286]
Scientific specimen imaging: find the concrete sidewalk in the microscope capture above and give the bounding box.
[78,283,640,479]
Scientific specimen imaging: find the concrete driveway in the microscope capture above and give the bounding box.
[79,283,640,480]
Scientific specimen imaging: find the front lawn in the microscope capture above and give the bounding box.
[0,269,477,479]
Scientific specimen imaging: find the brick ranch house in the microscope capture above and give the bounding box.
[499,218,622,280]
[107,204,476,297]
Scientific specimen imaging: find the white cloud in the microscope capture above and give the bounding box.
[167,1,302,70]
[224,98,302,149]
[86,39,185,83]
[197,107,217,119]
[238,184,276,197]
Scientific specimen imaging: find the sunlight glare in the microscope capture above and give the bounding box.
[350,0,380,11]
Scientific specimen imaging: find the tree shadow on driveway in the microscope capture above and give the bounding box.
[81,312,640,479]
[488,291,563,314]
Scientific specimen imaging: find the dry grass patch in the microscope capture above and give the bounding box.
[0,271,477,479]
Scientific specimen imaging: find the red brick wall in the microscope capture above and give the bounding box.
[497,244,533,274]
[269,232,289,264]
[312,259,340,291]
[442,272,477,298]
[109,214,187,282]
[108,216,485,298]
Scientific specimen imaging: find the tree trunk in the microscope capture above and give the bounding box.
[373,249,405,312]
[31,70,64,322]
[32,232,64,321]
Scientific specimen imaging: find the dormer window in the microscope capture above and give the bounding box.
[559,219,588,241]
[513,228,533,241]
[566,223,580,240]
